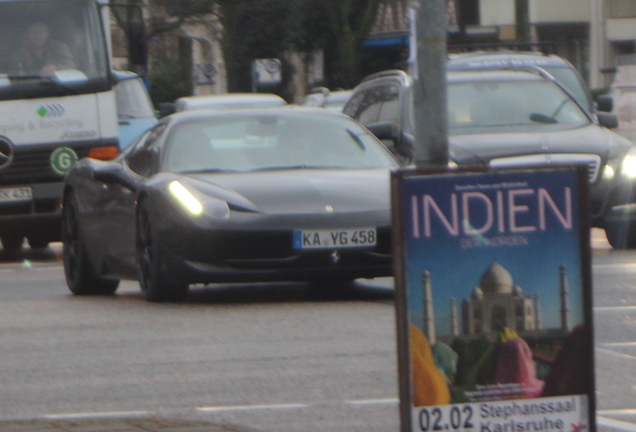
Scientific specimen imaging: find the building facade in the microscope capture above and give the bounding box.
[420,261,571,343]
[365,0,636,91]
[460,262,542,335]
[110,2,227,97]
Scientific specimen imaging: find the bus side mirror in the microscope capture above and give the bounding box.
[128,21,147,67]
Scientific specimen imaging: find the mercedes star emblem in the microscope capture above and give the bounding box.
[0,137,15,170]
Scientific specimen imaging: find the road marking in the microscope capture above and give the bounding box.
[43,410,153,420]
[0,266,60,273]
[593,264,636,269]
[596,347,636,359]
[599,409,636,415]
[197,403,308,412]
[597,416,636,432]
[595,306,636,311]
[346,398,398,405]
[599,342,636,347]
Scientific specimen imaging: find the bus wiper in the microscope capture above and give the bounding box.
[6,74,47,81]
[7,74,80,94]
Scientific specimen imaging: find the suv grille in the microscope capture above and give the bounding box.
[489,154,601,183]
[0,145,91,185]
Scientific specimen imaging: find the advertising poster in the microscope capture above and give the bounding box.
[392,167,595,432]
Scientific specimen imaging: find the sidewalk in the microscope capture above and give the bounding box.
[0,417,255,432]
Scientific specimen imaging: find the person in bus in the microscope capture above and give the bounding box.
[11,20,75,74]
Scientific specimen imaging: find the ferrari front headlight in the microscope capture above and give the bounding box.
[622,150,636,178]
[169,181,203,215]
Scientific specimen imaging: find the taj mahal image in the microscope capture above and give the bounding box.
[421,261,572,344]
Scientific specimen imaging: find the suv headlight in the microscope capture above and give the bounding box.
[603,164,616,180]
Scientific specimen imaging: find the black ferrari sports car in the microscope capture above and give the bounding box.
[61,107,400,301]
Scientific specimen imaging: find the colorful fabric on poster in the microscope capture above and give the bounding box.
[410,323,451,406]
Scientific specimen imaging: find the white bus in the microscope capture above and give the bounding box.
[0,0,145,252]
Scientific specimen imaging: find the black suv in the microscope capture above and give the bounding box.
[343,68,636,249]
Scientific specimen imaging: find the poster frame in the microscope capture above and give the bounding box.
[391,165,595,432]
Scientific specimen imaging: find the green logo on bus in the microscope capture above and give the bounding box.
[50,147,78,175]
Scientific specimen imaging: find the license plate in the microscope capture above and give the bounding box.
[0,187,32,203]
[293,228,377,249]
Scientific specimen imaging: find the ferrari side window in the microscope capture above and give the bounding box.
[126,123,167,177]
[123,129,152,155]
[137,123,167,152]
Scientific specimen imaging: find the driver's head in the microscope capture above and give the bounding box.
[26,21,49,48]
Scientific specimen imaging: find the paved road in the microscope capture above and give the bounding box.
[0,229,635,432]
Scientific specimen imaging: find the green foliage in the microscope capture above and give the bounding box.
[123,0,383,97]
[322,0,383,88]
[216,0,304,92]
[217,0,381,91]
[147,52,191,106]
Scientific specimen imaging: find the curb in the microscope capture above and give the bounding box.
[0,417,254,432]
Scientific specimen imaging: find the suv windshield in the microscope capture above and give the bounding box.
[542,66,594,114]
[448,79,590,133]
[0,0,109,100]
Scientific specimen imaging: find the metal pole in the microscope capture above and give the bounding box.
[589,0,605,89]
[411,0,448,167]
[515,0,530,45]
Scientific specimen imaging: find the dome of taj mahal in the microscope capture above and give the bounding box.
[479,262,513,294]
[471,286,484,300]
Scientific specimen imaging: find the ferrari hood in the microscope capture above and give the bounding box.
[185,168,392,214]
[449,124,632,165]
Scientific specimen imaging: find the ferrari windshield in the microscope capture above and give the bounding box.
[447,78,590,134]
[166,111,399,172]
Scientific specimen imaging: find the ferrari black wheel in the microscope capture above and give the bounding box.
[62,192,120,295]
[604,222,636,249]
[137,202,189,302]
[1,234,24,253]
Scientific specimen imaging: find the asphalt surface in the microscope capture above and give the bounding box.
[1,231,631,432]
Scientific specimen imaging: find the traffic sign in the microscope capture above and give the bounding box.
[253,58,281,85]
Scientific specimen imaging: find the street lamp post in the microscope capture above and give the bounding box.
[411,0,449,168]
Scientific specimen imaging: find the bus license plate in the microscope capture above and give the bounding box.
[293,228,376,249]
[0,187,32,203]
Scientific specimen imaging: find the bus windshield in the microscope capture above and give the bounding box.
[0,0,109,99]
